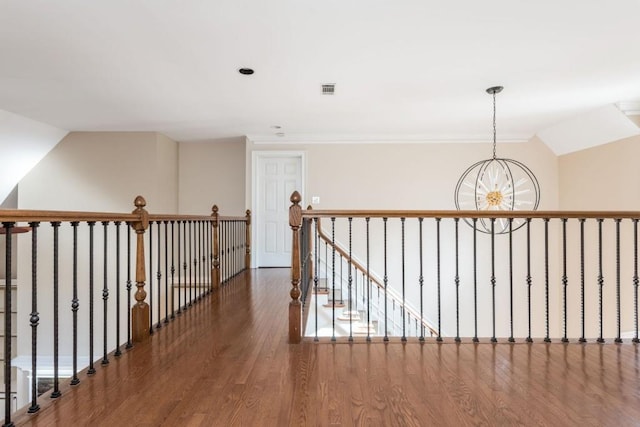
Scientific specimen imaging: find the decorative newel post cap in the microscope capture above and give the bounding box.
[212,205,219,214]
[246,209,251,216]
[290,191,301,204]
[134,195,146,208]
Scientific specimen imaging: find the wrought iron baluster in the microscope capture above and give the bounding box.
[634,219,640,344]
[183,221,188,308]
[454,218,460,343]
[562,219,569,343]
[473,218,478,343]
[126,222,133,349]
[348,217,353,342]
[490,218,497,343]
[383,217,389,342]
[165,221,169,323]
[597,219,604,343]
[401,217,407,342]
[331,217,336,342]
[156,221,162,328]
[508,218,514,343]
[419,218,426,342]
[171,221,176,318]
[365,217,371,342]
[102,221,110,365]
[51,222,62,396]
[3,222,14,426]
[189,220,193,304]
[526,218,533,343]
[544,218,550,343]
[579,219,586,343]
[88,221,96,375]
[28,222,40,413]
[148,221,154,333]
[71,222,83,379]
[615,219,622,343]
[314,218,319,341]
[115,221,122,356]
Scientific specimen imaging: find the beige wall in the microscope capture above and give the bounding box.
[559,134,640,210]
[18,131,179,212]
[179,137,246,216]
[246,137,559,211]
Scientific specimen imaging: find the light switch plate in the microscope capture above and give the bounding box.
[312,196,320,204]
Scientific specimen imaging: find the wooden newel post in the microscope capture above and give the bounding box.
[245,209,251,270]
[289,191,303,344]
[131,195,150,342]
[212,205,220,291]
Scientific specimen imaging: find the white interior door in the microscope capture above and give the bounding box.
[256,155,303,267]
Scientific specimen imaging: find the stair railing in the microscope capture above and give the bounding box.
[1,197,250,426]
[288,190,640,345]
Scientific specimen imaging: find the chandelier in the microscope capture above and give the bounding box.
[454,86,540,233]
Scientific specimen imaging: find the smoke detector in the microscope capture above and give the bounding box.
[322,83,336,95]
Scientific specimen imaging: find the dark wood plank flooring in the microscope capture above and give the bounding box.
[15,268,640,426]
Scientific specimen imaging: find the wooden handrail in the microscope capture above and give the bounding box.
[314,217,438,338]
[303,209,640,220]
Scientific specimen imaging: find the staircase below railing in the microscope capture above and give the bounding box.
[309,215,438,340]
[0,198,250,426]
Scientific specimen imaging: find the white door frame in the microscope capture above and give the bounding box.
[251,150,306,268]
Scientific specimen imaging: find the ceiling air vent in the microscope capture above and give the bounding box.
[322,83,335,95]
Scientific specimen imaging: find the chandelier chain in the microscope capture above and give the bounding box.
[492,90,497,160]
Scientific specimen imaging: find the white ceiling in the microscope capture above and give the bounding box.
[1,1,639,148]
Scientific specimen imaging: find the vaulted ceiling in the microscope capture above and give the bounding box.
[1,1,639,152]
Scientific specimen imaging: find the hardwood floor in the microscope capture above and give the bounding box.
[14,268,640,426]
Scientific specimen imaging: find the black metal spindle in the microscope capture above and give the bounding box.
[331,217,336,342]
[473,218,478,343]
[579,219,586,343]
[51,222,62,397]
[3,222,14,427]
[165,221,169,323]
[615,219,622,343]
[314,218,319,341]
[508,218,514,343]
[436,218,442,342]
[634,219,639,344]
[562,218,569,343]
[148,221,154,334]
[171,221,176,318]
[126,223,133,349]
[401,218,407,342]
[383,218,388,341]
[115,222,122,356]
[28,222,40,413]
[178,221,182,314]
[156,221,162,328]
[366,217,371,342]
[183,221,188,308]
[544,218,550,343]
[102,221,110,365]
[526,218,533,343]
[348,217,353,342]
[88,221,96,375]
[598,219,604,343]
[419,218,426,342]
[490,218,496,343]
[71,222,82,380]
[189,221,193,305]
[197,221,202,298]
[453,218,460,343]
